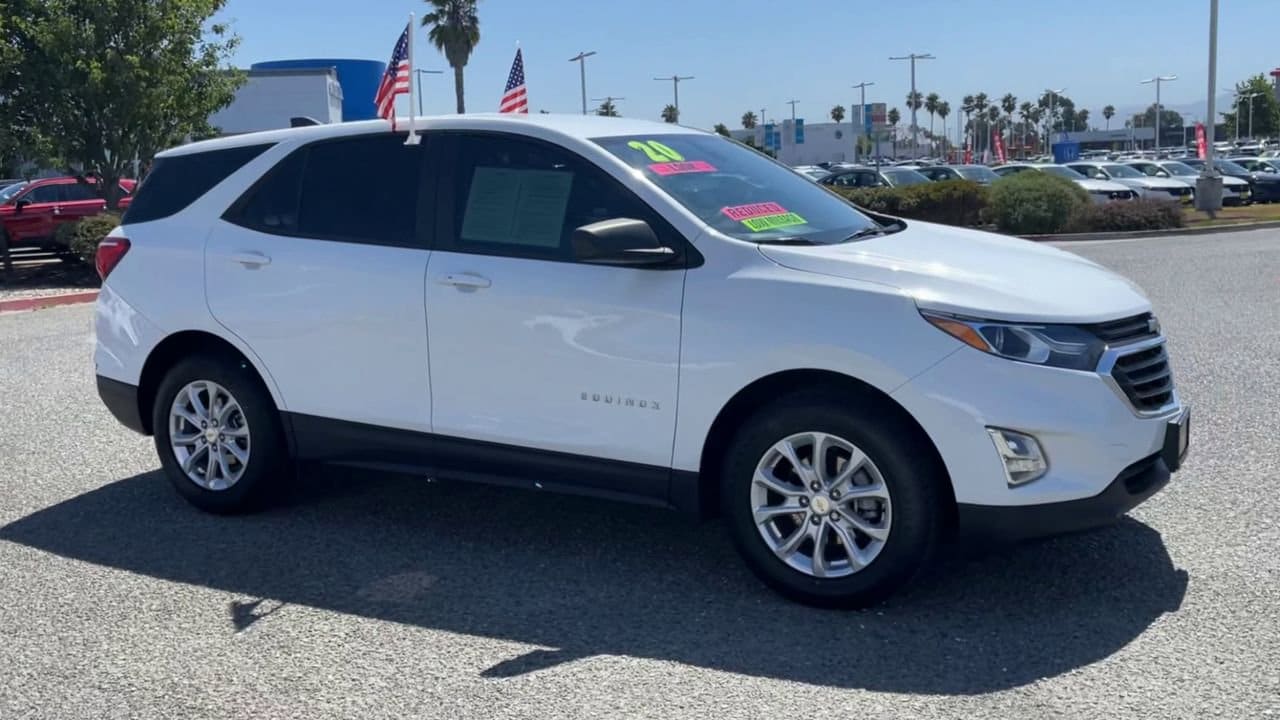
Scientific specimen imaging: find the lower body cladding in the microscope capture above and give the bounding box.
[891,343,1188,541]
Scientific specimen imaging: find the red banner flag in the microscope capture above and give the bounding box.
[993,131,1008,164]
[1195,122,1207,160]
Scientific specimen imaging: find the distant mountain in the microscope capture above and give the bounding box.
[1108,92,1246,126]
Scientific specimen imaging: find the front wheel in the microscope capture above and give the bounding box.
[152,354,289,513]
[721,392,946,608]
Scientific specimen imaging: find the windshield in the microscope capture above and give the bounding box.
[955,166,1001,182]
[1159,162,1197,176]
[593,134,880,243]
[1038,165,1085,179]
[881,168,930,186]
[1102,164,1144,178]
[0,182,28,204]
[1216,159,1250,174]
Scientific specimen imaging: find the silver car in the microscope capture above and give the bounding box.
[992,163,1136,204]
[1126,160,1251,206]
[1066,162,1194,204]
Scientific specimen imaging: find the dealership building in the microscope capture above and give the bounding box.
[210,58,385,134]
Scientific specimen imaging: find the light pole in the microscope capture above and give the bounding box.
[1239,91,1262,140]
[413,69,443,116]
[568,51,597,115]
[785,99,799,122]
[1141,75,1177,153]
[852,81,874,164]
[653,75,694,118]
[1197,0,1222,215]
[1045,87,1065,157]
[889,52,934,158]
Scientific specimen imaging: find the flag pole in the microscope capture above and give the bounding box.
[404,12,421,146]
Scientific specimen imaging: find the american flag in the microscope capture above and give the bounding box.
[375,23,412,128]
[499,48,528,114]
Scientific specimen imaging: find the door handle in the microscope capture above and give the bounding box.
[52,206,62,215]
[437,272,491,289]
[229,251,271,268]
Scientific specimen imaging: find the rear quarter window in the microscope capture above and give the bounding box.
[123,144,272,224]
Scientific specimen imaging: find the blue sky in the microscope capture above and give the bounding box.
[216,0,1276,129]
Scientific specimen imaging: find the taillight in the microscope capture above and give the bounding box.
[95,236,130,280]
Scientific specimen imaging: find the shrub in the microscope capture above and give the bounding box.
[64,213,122,264]
[1067,199,1185,233]
[832,179,989,226]
[987,172,1089,235]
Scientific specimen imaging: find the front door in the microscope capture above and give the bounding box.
[424,131,686,494]
[7,183,61,242]
[206,134,435,437]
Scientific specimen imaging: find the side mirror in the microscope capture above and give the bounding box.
[13,199,30,213]
[572,218,677,267]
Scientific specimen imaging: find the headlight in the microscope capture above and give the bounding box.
[922,312,1105,371]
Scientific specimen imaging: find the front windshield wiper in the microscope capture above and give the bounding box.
[754,237,817,246]
[841,222,902,242]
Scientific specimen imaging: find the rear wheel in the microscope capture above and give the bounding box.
[152,354,288,513]
[721,391,946,608]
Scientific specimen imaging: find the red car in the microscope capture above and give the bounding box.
[0,176,136,249]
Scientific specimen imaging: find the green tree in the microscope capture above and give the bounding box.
[936,100,951,158]
[422,0,480,114]
[1018,101,1034,157]
[1222,74,1280,139]
[741,110,757,129]
[1000,93,1017,156]
[661,104,679,123]
[713,122,731,137]
[595,98,619,117]
[1103,104,1116,130]
[1076,108,1091,131]
[887,107,901,156]
[1,0,244,206]
[972,93,989,155]
[830,104,845,123]
[924,92,940,147]
[1131,105,1184,146]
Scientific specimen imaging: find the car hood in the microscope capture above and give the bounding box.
[1122,176,1192,189]
[757,222,1150,324]
[1075,178,1131,192]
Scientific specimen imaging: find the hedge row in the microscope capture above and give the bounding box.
[830,174,1184,235]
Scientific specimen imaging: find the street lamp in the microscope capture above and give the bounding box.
[889,52,934,158]
[1238,91,1263,141]
[1140,75,1177,153]
[568,51,597,115]
[413,69,443,116]
[852,81,875,163]
[653,75,694,117]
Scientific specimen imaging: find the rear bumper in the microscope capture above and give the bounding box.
[97,375,147,435]
[956,454,1170,542]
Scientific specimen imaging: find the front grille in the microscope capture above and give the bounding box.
[1084,313,1158,344]
[1111,345,1175,411]
[1110,190,1134,200]
[1166,186,1192,197]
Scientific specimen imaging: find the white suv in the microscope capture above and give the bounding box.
[94,115,1190,607]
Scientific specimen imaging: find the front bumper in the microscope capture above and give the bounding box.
[956,453,1170,541]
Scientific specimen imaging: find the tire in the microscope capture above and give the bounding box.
[720,389,946,608]
[152,353,289,514]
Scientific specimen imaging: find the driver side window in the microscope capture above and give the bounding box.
[22,185,61,203]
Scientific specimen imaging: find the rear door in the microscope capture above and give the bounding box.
[206,133,437,437]
[56,181,110,224]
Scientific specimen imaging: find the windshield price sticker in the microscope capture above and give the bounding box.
[628,140,685,162]
[722,202,789,221]
[722,203,809,231]
[741,212,808,232]
[649,160,716,175]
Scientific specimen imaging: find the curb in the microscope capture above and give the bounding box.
[0,290,99,314]
[1024,220,1280,242]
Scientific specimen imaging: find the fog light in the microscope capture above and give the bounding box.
[986,428,1048,487]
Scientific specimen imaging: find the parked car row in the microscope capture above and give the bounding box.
[0,175,136,249]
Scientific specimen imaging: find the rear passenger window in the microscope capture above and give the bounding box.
[227,135,422,247]
[124,144,271,224]
[59,183,99,201]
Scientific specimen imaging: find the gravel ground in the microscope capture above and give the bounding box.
[1,229,1277,719]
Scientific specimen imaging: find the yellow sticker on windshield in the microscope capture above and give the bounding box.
[741,212,808,232]
[628,140,684,163]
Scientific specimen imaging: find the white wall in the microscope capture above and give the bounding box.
[731,121,900,165]
[210,69,343,135]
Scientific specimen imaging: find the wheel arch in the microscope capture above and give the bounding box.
[693,369,955,524]
[136,330,283,437]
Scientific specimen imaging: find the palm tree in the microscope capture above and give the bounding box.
[1019,101,1034,158]
[741,111,758,129]
[1103,104,1115,130]
[1027,106,1044,155]
[972,92,989,156]
[961,94,975,157]
[905,91,923,153]
[887,107,901,156]
[936,100,951,159]
[986,106,1002,157]
[422,0,480,113]
[661,104,679,123]
[1001,93,1017,158]
[924,92,940,151]
[596,98,619,117]
[713,123,731,137]
[830,104,845,123]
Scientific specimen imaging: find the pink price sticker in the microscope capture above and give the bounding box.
[721,202,788,222]
[648,160,717,176]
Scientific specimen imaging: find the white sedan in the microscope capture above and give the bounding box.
[992,163,1136,204]
[1066,162,1195,203]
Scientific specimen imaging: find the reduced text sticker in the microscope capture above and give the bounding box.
[722,202,790,221]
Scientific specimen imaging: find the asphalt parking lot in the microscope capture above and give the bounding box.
[2,229,1277,719]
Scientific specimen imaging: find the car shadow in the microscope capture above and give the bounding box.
[0,468,1188,694]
